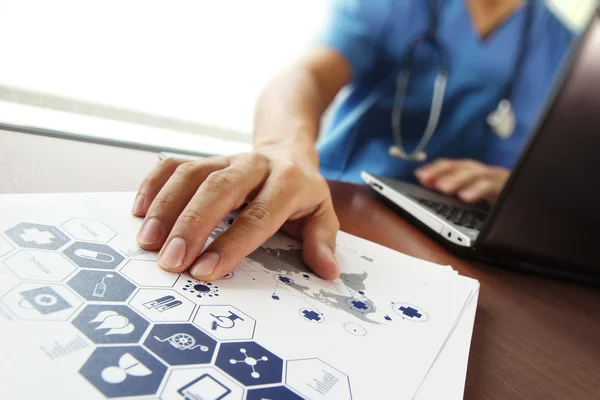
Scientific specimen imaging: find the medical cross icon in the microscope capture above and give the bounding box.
[6,222,71,251]
[299,308,323,323]
[20,228,55,245]
[302,310,322,321]
[350,300,368,310]
[392,302,428,322]
[37,295,57,305]
[399,306,422,319]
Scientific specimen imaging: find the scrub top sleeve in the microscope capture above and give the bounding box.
[315,0,391,81]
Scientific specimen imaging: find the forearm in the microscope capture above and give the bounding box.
[253,66,328,168]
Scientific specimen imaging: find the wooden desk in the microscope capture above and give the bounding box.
[2,129,599,400]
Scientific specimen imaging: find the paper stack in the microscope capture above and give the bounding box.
[0,192,478,400]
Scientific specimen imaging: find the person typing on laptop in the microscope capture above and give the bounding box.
[132,0,573,281]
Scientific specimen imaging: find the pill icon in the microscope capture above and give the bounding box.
[74,248,115,263]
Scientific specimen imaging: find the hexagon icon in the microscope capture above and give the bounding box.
[4,222,71,251]
[80,346,167,398]
[285,358,352,399]
[144,324,217,366]
[0,235,13,258]
[160,366,243,400]
[193,305,256,341]
[0,283,83,321]
[247,386,303,400]
[72,304,150,345]
[177,278,221,299]
[61,218,117,243]
[3,250,76,282]
[67,270,136,302]
[63,242,125,270]
[129,289,195,323]
[215,341,283,387]
[121,259,180,287]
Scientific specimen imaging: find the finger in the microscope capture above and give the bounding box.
[434,167,482,195]
[137,157,229,249]
[415,159,456,188]
[158,155,270,272]
[189,175,297,281]
[458,180,497,204]
[281,219,304,240]
[132,157,186,217]
[300,201,340,280]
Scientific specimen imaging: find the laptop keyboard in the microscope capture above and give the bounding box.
[411,196,487,230]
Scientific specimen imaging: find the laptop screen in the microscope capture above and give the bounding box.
[479,10,600,279]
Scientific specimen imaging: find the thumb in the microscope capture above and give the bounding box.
[301,202,340,280]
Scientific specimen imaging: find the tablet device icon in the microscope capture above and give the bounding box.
[177,374,231,400]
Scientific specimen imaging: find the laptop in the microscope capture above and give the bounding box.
[362,10,600,284]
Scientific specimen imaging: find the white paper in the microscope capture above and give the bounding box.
[415,290,479,399]
[0,192,479,400]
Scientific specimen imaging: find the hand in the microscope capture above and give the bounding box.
[131,152,340,281]
[415,159,510,204]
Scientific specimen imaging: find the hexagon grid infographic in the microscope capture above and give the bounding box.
[0,282,84,321]
[61,218,117,243]
[72,304,150,345]
[144,323,217,366]
[63,242,125,270]
[215,341,284,387]
[67,270,136,302]
[286,358,352,400]
[0,235,14,258]
[160,367,244,400]
[129,289,196,323]
[0,218,356,400]
[5,222,71,251]
[4,250,76,282]
[193,305,256,341]
[246,386,304,400]
[121,259,180,287]
[79,346,167,398]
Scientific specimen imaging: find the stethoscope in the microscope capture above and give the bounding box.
[389,0,535,162]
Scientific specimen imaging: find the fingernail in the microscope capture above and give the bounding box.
[321,243,339,276]
[132,194,145,214]
[137,217,163,245]
[415,169,428,179]
[439,180,454,191]
[190,252,220,277]
[460,191,476,202]
[159,237,187,269]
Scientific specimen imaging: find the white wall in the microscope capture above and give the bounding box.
[0,1,328,136]
[547,0,597,31]
[0,0,596,145]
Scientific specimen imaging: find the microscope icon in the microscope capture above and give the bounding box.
[195,305,255,340]
[210,311,244,331]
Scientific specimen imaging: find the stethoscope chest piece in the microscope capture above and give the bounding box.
[388,145,428,162]
[487,99,516,139]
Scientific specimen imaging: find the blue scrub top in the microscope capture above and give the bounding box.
[316,0,574,184]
